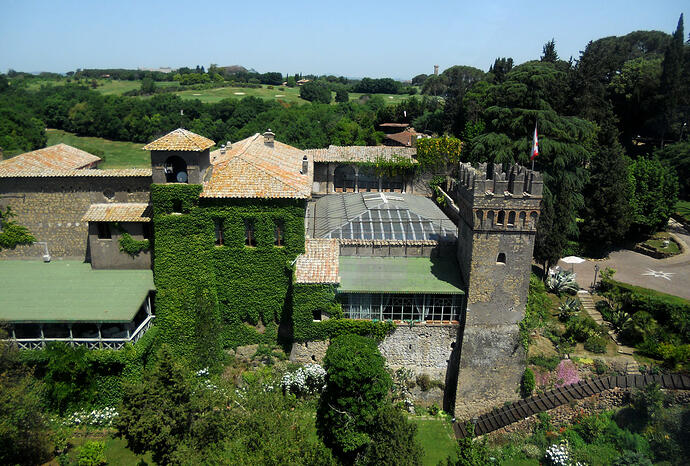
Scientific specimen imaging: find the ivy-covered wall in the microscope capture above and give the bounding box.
[292,283,394,342]
[151,184,307,358]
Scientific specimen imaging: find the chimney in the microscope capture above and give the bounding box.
[220,144,226,154]
[263,129,275,145]
[301,155,308,175]
[226,140,232,149]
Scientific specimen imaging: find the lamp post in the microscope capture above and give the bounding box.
[592,264,600,290]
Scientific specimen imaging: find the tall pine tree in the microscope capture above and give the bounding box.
[579,119,632,255]
[660,14,684,145]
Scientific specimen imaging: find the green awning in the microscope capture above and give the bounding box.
[0,261,154,323]
[338,256,464,294]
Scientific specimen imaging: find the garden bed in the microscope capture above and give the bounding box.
[634,232,682,258]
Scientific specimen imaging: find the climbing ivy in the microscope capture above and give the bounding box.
[415,136,463,170]
[151,184,306,357]
[352,155,417,178]
[118,232,150,257]
[0,206,35,249]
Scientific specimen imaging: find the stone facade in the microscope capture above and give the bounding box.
[453,163,543,419]
[151,149,211,185]
[0,175,150,260]
[312,162,414,195]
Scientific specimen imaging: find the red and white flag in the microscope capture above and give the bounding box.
[530,123,539,160]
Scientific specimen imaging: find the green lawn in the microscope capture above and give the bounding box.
[676,200,690,223]
[410,417,457,465]
[65,434,152,465]
[46,129,149,169]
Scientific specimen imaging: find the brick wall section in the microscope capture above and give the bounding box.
[0,176,151,259]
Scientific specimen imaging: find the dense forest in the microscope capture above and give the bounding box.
[1,17,688,265]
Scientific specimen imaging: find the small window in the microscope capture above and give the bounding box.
[214,219,224,246]
[97,223,111,239]
[172,200,183,213]
[244,219,255,247]
[274,220,284,246]
[143,223,152,240]
[312,310,322,321]
[508,211,516,226]
[497,211,505,225]
[497,252,506,264]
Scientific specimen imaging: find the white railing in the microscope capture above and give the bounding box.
[9,315,155,351]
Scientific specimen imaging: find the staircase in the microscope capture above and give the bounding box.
[577,290,640,374]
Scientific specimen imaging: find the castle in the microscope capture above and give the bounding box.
[0,128,541,417]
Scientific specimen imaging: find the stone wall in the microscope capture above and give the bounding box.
[0,176,151,259]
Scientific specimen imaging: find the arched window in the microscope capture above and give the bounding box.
[519,211,527,228]
[487,210,495,226]
[358,168,378,192]
[496,252,506,264]
[475,209,483,228]
[334,165,356,192]
[497,211,505,225]
[529,212,539,229]
[164,156,188,183]
[508,211,516,226]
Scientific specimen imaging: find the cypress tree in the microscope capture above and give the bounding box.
[580,119,632,256]
[660,14,684,145]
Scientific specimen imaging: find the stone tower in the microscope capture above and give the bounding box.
[145,128,215,185]
[452,162,542,419]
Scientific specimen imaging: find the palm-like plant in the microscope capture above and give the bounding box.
[558,298,581,322]
[546,270,579,295]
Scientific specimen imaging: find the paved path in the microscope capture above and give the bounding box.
[560,220,690,300]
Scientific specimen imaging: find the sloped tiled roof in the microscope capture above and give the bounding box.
[0,168,151,178]
[143,128,215,151]
[202,133,312,199]
[305,145,417,163]
[385,129,422,147]
[0,144,101,171]
[295,238,340,284]
[82,203,152,222]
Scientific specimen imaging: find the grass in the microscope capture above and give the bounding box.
[676,200,690,223]
[21,76,412,106]
[46,128,149,169]
[63,433,151,465]
[410,417,457,465]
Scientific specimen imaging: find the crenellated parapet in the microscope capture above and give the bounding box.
[453,163,542,232]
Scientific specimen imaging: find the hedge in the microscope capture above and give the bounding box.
[20,326,159,408]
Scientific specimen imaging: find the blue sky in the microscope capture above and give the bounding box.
[0,0,686,79]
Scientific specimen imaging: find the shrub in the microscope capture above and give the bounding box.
[358,407,424,466]
[584,334,608,353]
[565,314,603,342]
[77,441,106,466]
[280,363,326,397]
[416,374,431,391]
[521,367,535,398]
[428,403,440,415]
[612,450,653,466]
[593,358,608,375]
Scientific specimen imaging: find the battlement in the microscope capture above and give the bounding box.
[455,162,543,201]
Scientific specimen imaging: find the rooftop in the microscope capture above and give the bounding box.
[0,144,101,173]
[304,145,416,163]
[310,193,457,242]
[385,128,423,147]
[294,238,340,284]
[143,128,215,152]
[0,261,154,323]
[338,256,464,294]
[202,133,312,199]
[0,168,152,178]
[82,203,152,223]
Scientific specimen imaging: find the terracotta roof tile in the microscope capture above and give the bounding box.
[82,203,152,222]
[385,129,421,147]
[0,144,101,171]
[295,238,340,284]
[305,145,417,163]
[201,133,312,199]
[0,168,152,178]
[143,128,215,151]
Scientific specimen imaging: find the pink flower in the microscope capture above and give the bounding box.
[555,359,579,387]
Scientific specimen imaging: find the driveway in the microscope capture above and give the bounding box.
[558,220,690,300]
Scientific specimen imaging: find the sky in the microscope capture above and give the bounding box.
[0,0,686,79]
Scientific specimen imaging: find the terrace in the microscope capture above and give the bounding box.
[0,261,155,350]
